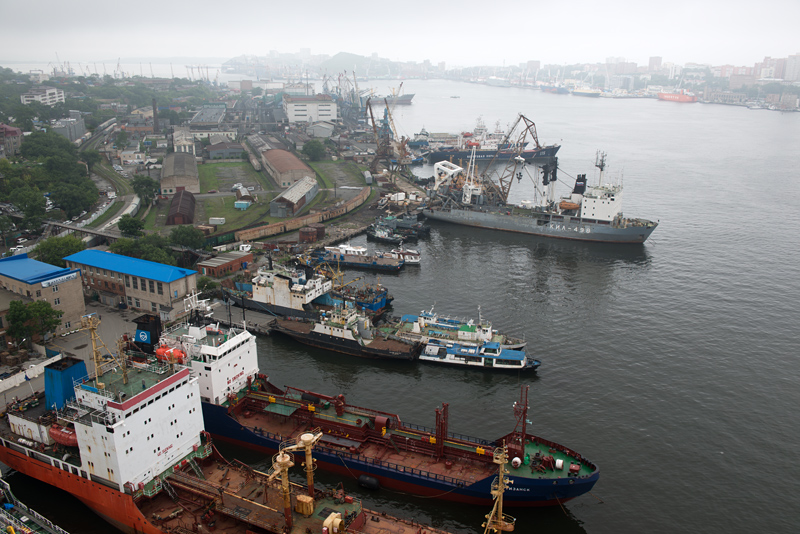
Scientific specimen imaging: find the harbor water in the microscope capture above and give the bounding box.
[9,80,800,533]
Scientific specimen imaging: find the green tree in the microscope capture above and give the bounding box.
[197,276,219,292]
[302,139,325,161]
[169,225,205,250]
[6,300,62,347]
[33,235,86,267]
[131,175,160,205]
[251,87,263,97]
[117,214,144,237]
[115,130,128,148]
[28,300,63,341]
[82,149,103,173]
[109,234,176,265]
[10,188,46,231]
[0,215,14,248]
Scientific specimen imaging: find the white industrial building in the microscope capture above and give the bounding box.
[282,94,337,123]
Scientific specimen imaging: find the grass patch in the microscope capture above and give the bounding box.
[202,195,280,233]
[87,201,123,228]
[197,162,262,193]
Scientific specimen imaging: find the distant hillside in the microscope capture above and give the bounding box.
[319,52,402,77]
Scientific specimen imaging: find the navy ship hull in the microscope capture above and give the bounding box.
[426,145,560,164]
[423,207,657,244]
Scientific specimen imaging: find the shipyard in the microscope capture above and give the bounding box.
[1,3,800,533]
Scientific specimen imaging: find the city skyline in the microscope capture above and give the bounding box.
[3,0,799,70]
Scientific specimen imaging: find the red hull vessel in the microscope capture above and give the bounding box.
[657,89,698,103]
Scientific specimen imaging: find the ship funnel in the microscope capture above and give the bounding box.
[573,174,587,195]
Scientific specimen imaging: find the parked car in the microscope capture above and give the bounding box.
[16,237,28,244]
[207,189,218,193]
[247,186,255,191]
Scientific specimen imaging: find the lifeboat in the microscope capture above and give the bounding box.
[559,201,581,211]
[155,346,186,363]
[49,423,78,447]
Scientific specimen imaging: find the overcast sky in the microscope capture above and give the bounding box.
[2,0,798,68]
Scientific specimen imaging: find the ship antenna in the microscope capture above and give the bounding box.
[595,150,607,186]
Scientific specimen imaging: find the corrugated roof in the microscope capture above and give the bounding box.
[273,176,318,204]
[264,149,311,174]
[167,190,196,223]
[162,152,198,178]
[65,250,195,283]
[0,254,78,285]
[197,251,251,268]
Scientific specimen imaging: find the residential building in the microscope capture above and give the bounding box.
[785,53,800,82]
[64,250,197,322]
[269,176,319,217]
[261,149,314,188]
[1,124,23,158]
[282,94,337,123]
[0,253,85,338]
[20,86,65,107]
[160,152,199,195]
[196,251,253,278]
[51,117,86,143]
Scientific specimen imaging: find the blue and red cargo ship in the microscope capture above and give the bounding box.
[203,381,599,507]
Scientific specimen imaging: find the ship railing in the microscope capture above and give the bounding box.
[400,422,493,446]
[0,479,72,534]
[332,448,463,486]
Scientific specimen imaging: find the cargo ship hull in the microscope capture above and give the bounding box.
[0,440,159,534]
[224,290,392,318]
[201,402,598,506]
[271,320,418,360]
[427,145,560,164]
[422,207,657,243]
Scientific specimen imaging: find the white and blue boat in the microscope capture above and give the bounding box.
[419,338,540,371]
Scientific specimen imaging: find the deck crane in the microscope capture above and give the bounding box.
[352,70,361,113]
[480,114,549,204]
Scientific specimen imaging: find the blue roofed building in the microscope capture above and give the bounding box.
[0,254,85,340]
[64,250,197,322]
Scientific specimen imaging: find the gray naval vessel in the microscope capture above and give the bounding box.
[421,115,658,244]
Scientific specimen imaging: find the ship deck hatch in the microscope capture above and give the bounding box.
[263,403,298,417]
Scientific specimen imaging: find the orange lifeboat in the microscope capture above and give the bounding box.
[559,201,581,211]
[49,423,78,447]
[156,346,186,363]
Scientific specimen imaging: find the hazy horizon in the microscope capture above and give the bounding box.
[3,0,799,69]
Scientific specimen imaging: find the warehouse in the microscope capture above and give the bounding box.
[261,149,313,188]
[161,152,199,195]
[269,176,319,217]
[197,251,254,278]
[166,190,196,225]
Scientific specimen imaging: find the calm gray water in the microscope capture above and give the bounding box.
[12,80,800,533]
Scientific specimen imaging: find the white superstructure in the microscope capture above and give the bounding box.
[251,266,332,311]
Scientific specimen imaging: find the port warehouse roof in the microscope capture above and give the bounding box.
[0,253,80,285]
[64,250,195,283]
[272,176,319,204]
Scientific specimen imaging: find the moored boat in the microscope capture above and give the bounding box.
[271,305,420,360]
[0,311,453,534]
[657,88,698,103]
[131,294,597,509]
[311,243,405,272]
[423,120,658,244]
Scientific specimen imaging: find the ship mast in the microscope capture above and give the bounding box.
[482,443,516,533]
[595,150,607,186]
[80,313,128,386]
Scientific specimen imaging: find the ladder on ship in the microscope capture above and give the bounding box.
[161,478,179,503]
[189,457,205,479]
